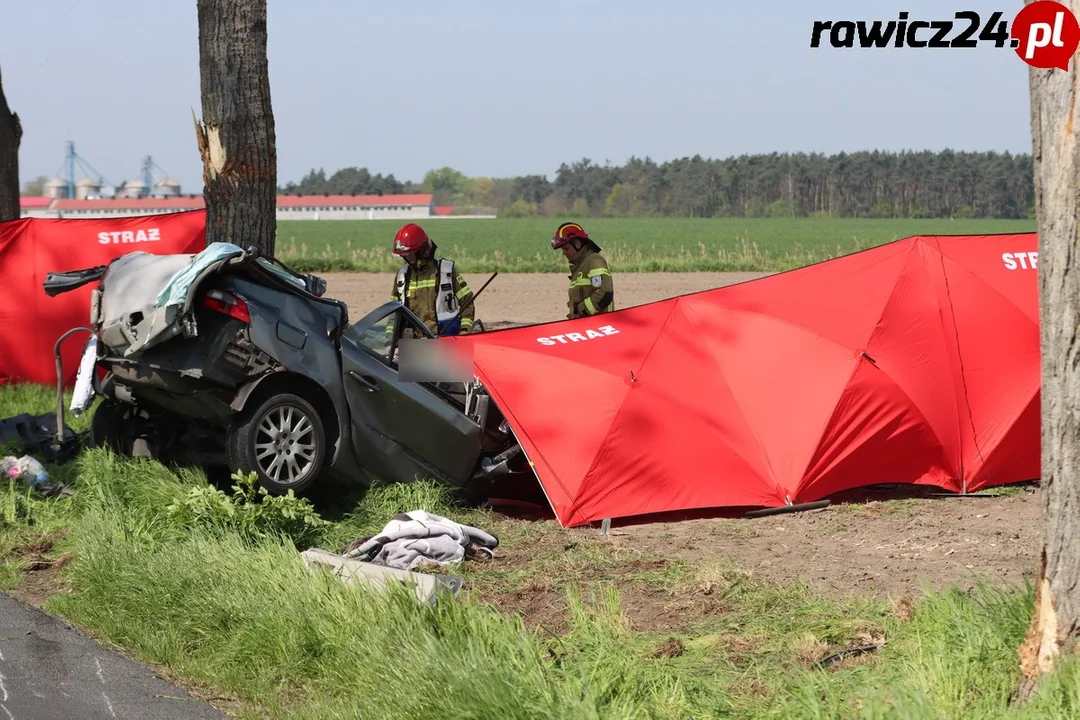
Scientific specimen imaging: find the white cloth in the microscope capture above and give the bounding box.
[344,510,498,571]
[70,335,99,416]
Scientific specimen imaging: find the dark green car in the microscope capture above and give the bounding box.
[43,242,528,500]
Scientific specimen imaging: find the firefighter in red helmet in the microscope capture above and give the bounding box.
[551,221,614,320]
[389,223,476,336]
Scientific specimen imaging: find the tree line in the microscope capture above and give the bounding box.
[279,149,1035,220]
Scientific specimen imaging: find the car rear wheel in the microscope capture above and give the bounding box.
[89,400,163,458]
[227,392,326,494]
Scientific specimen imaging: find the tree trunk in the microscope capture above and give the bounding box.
[193,0,277,255]
[0,65,22,223]
[1016,1,1080,701]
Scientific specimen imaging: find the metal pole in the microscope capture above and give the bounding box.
[457,271,498,317]
[66,141,75,199]
[53,327,96,445]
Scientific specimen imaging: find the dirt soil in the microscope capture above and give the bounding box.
[603,486,1043,601]
[7,532,74,608]
[479,487,1043,634]
[325,270,1043,619]
[322,271,773,329]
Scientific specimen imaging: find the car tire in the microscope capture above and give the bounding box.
[89,400,124,452]
[227,392,326,495]
[89,400,157,458]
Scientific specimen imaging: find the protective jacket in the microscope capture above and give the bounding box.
[567,247,614,319]
[390,257,475,336]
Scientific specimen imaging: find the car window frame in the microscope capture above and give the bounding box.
[340,305,414,369]
[339,305,468,410]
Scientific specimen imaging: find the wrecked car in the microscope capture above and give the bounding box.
[42,242,529,499]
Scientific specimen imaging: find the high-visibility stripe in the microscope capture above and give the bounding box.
[557,222,587,240]
[460,318,474,328]
[456,286,471,300]
[587,267,610,278]
[570,278,593,288]
[584,297,598,315]
[401,282,438,298]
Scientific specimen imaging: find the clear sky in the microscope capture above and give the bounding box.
[0,0,1033,193]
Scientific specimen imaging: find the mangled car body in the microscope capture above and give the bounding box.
[43,242,529,498]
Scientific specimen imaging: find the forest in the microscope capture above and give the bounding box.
[279,149,1035,220]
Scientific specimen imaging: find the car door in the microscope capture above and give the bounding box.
[337,305,483,486]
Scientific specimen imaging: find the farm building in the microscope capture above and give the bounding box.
[276,193,436,220]
[17,192,438,220]
[17,196,53,215]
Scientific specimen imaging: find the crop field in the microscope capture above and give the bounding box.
[274,217,1037,273]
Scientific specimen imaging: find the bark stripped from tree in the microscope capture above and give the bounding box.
[194,0,277,255]
[0,65,22,223]
[1016,3,1080,700]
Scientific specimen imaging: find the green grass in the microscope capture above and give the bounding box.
[272,217,1037,273]
[1,382,1077,719]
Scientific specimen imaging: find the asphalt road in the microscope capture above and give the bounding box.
[0,592,229,719]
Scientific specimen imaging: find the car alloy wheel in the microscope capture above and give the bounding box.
[228,392,326,494]
[254,404,319,487]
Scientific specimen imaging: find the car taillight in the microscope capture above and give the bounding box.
[201,289,251,323]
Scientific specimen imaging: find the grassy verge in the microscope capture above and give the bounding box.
[0,383,1076,718]
[272,218,1037,274]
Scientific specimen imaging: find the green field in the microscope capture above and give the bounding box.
[273,217,1037,273]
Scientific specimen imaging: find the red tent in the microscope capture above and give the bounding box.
[451,233,1041,527]
[0,210,207,387]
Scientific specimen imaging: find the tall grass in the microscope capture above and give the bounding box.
[272,217,1037,273]
[765,583,1080,719]
[53,447,728,719]
[57,525,593,719]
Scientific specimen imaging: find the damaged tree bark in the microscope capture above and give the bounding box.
[1015,3,1080,701]
[193,0,277,255]
[0,65,22,223]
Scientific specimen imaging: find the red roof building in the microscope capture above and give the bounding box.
[16,193,437,221]
[19,196,53,210]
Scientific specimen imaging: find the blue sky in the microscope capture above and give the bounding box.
[0,1,1032,193]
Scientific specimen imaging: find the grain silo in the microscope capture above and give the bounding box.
[75,177,103,200]
[120,178,147,199]
[151,177,181,197]
[43,177,68,199]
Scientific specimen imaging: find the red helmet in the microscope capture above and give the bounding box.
[392,223,431,256]
[551,221,589,250]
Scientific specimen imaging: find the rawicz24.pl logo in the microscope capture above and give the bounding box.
[810,0,1080,71]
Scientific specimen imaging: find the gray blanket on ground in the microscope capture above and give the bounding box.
[343,510,499,571]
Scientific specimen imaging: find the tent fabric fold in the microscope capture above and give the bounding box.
[449,233,1041,527]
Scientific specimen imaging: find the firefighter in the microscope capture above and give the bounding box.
[388,223,476,336]
[551,221,614,320]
